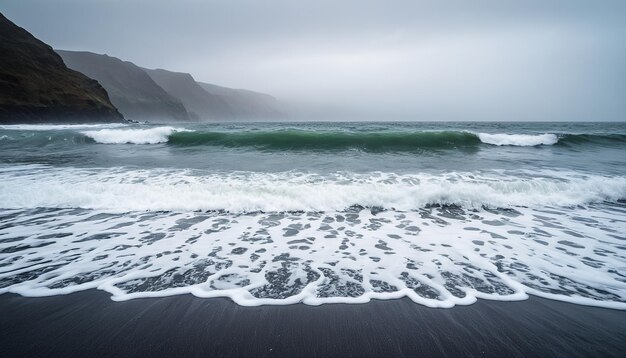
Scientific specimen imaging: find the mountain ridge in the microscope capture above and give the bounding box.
[56,50,190,122]
[0,11,283,124]
[198,82,284,119]
[0,12,123,123]
[142,68,233,121]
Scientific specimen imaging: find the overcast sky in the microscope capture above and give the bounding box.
[3,0,626,120]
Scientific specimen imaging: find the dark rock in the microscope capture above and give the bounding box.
[0,12,123,123]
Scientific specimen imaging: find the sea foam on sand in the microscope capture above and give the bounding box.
[0,165,625,309]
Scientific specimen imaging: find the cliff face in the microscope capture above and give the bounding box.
[142,68,233,120]
[0,13,123,123]
[198,82,284,120]
[0,11,283,124]
[57,51,190,122]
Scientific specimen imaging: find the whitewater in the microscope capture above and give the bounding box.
[1,121,625,309]
[1,166,625,211]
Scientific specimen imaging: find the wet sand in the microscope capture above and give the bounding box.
[0,291,624,357]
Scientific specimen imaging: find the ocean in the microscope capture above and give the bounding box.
[0,121,625,309]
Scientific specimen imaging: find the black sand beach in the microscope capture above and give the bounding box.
[1,292,624,357]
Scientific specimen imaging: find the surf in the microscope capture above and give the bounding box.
[1,166,624,212]
[83,127,559,150]
[3,125,626,151]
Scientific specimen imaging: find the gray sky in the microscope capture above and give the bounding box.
[3,0,626,120]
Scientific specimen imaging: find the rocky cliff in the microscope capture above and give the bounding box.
[0,13,123,123]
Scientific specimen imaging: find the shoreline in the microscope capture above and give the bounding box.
[1,291,625,357]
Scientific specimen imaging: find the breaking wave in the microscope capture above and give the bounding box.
[1,166,624,212]
[2,125,626,150]
[477,133,558,146]
[81,126,191,144]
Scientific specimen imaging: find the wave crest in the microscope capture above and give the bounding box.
[82,127,192,144]
[81,129,569,149]
[167,130,482,150]
[4,125,626,150]
[477,133,558,146]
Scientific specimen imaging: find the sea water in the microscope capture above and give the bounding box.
[0,121,625,308]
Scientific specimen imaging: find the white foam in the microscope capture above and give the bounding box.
[81,127,192,144]
[0,166,624,212]
[0,123,127,131]
[478,133,558,146]
[0,203,624,309]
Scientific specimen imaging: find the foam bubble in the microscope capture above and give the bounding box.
[478,133,558,146]
[81,127,192,144]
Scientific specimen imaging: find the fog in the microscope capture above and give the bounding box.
[3,0,626,120]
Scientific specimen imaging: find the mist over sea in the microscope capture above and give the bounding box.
[1,121,625,308]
